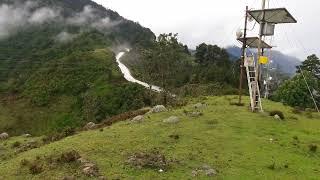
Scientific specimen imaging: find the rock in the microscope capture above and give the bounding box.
[82,163,99,177]
[131,115,144,123]
[189,112,203,117]
[205,168,217,177]
[163,116,180,124]
[0,132,9,140]
[191,170,199,177]
[194,103,206,109]
[274,115,281,120]
[150,105,168,113]
[202,164,211,170]
[77,157,90,164]
[84,122,96,130]
[192,164,217,177]
[23,134,32,138]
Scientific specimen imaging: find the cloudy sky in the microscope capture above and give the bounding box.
[94,0,319,59]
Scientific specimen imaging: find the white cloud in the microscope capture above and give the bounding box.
[29,7,59,24]
[55,31,77,43]
[0,3,121,40]
[66,5,122,30]
[66,5,96,25]
[0,1,59,38]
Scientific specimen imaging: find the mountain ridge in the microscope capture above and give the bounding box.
[227,46,301,75]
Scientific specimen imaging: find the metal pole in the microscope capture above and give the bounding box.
[238,6,248,104]
[254,0,266,111]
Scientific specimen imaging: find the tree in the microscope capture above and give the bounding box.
[296,54,320,79]
[273,71,319,108]
[195,43,208,64]
[193,43,236,87]
[141,33,191,105]
[195,43,230,66]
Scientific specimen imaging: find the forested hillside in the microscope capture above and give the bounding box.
[0,0,155,135]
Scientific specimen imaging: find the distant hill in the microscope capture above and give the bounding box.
[227,46,301,75]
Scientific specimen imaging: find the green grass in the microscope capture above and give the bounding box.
[0,96,319,179]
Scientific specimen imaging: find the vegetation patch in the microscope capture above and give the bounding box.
[20,158,44,175]
[58,150,81,163]
[229,102,245,106]
[127,150,169,170]
[101,108,150,126]
[309,144,318,153]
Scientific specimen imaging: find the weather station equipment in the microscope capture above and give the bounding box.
[237,0,297,112]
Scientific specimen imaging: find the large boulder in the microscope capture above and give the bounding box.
[0,132,9,140]
[131,115,144,123]
[150,105,168,113]
[84,122,96,130]
[163,116,180,124]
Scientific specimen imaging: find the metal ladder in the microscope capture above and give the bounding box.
[245,56,263,112]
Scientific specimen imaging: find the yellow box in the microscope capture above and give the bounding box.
[259,56,268,64]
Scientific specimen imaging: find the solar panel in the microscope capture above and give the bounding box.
[248,8,297,24]
[237,37,272,49]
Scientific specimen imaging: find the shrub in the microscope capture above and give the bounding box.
[63,127,76,137]
[267,162,275,170]
[292,107,303,114]
[127,150,168,169]
[20,159,30,166]
[58,150,81,163]
[309,144,317,152]
[169,134,180,140]
[11,141,21,148]
[229,102,245,106]
[306,111,313,119]
[29,163,43,175]
[269,110,285,120]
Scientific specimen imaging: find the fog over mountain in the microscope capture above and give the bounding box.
[0,1,124,40]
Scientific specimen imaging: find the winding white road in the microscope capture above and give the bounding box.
[116,51,161,92]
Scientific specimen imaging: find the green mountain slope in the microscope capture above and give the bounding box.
[0,96,319,179]
[0,0,155,135]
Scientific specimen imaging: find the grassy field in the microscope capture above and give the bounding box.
[0,96,319,179]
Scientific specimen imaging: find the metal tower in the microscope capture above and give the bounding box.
[237,0,297,112]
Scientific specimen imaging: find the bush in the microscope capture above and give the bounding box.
[11,141,21,148]
[63,127,76,137]
[58,150,81,163]
[229,102,245,106]
[269,110,285,120]
[29,163,43,175]
[292,107,303,114]
[20,159,30,166]
[127,150,168,169]
[309,144,317,152]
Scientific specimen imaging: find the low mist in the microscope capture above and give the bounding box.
[0,1,122,40]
